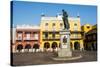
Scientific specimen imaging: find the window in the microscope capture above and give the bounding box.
[87,26,90,29]
[52,32,55,38]
[74,23,77,26]
[52,23,55,27]
[45,23,48,26]
[34,33,39,39]
[26,33,30,39]
[45,32,48,38]
[33,32,39,40]
[60,23,63,30]
[60,23,63,27]
[18,33,22,40]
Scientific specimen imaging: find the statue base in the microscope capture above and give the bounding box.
[58,29,72,57]
[58,48,72,57]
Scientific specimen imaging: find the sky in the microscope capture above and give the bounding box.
[12,1,97,27]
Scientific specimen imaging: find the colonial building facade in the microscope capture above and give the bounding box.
[14,25,40,52]
[82,24,97,51]
[40,14,84,51]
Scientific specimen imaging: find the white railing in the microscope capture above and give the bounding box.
[23,37,39,40]
[16,38,22,40]
[23,37,31,40]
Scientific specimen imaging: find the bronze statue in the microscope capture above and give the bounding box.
[62,9,70,30]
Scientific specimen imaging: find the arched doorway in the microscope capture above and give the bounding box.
[25,44,31,52]
[74,42,80,50]
[52,42,57,49]
[17,44,23,52]
[44,42,50,49]
[33,44,39,52]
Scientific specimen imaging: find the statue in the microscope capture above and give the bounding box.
[62,9,70,30]
[58,10,72,58]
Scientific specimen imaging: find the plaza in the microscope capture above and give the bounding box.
[12,51,97,66]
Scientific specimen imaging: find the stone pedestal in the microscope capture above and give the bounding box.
[58,30,72,57]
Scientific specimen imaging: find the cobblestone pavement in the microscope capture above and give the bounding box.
[12,51,97,66]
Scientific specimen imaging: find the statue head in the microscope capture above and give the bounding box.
[62,9,65,12]
[62,9,68,16]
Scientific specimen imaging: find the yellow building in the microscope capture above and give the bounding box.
[81,24,92,50]
[40,14,84,51]
[81,24,92,33]
[82,24,97,51]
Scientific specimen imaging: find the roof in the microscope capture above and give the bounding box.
[16,24,40,29]
[41,15,80,21]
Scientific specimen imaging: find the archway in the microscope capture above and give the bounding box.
[52,42,57,49]
[44,42,50,49]
[33,44,39,49]
[17,44,23,52]
[25,44,31,52]
[33,44,39,52]
[74,42,80,50]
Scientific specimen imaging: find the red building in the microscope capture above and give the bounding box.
[15,25,40,52]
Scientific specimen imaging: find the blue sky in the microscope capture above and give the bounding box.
[12,1,97,26]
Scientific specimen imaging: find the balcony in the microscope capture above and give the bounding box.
[23,37,39,41]
[70,36,83,40]
[43,31,59,34]
[16,38,22,41]
[42,36,60,41]
[31,37,39,40]
[70,31,84,34]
